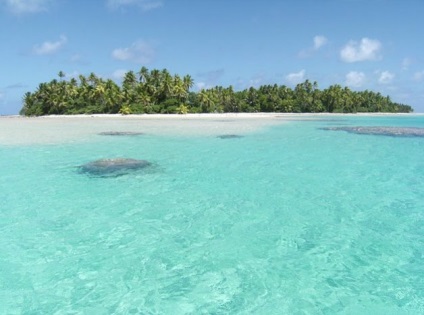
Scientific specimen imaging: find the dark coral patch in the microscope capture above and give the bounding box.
[79,158,151,177]
[98,131,144,136]
[217,134,244,139]
[321,126,424,137]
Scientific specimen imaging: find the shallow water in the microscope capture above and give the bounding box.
[1,115,423,314]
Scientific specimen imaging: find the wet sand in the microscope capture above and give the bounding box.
[0,113,284,145]
[0,113,416,145]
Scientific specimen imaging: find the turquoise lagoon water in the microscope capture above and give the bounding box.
[1,115,424,314]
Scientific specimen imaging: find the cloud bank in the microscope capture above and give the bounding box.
[107,0,163,11]
[2,0,51,14]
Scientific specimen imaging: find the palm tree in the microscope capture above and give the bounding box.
[138,66,150,83]
[58,70,65,81]
[159,69,173,102]
[244,87,258,112]
[222,86,237,112]
[20,92,35,115]
[149,69,161,102]
[323,84,343,112]
[20,66,413,115]
[183,74,194,91]
[173,75,188,103]
[198,89,215,112]
[87,72,99,87]
[104,79,122,113]
[122,71,138,105]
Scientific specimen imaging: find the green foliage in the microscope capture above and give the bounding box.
[161,98,179,111]
[119,105,132,115]
[177,104,189,114]
[20,69,413,116]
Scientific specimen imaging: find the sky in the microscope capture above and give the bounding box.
[0,0,423,115]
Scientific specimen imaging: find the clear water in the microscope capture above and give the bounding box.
[1,115,424,314]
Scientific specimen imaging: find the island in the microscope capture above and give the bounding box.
[19,67,413,116]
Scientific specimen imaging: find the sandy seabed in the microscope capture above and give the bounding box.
[0,112,417,145]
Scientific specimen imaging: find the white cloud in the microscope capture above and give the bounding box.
[345,71,365,87]
[195,69,225,88]
[298,35,328,58]
[194,69,227,90]
[340,38,382,62]
[3,0,51,14]
[112,69,128,80]
[107,0,163,11]
[68,54,90,66]
[68,53,81,62]
[112,40,155,64]
[313,35,328,50]
[70,54,81,62]
[378,71,394,84]
[248,74,265,87]
[64,71,79,79]
[6,83,26,89]
[402,58,412,71]
[33,35,67,55]
[413,71,424,81]
[195,82,207,91]
[285,70,305,85]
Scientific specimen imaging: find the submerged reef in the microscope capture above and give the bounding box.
[79,158,151,177]
[98,131,144,136]
[217,134,244,139]
[321,126,424,137]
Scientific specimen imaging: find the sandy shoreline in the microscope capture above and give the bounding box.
[0,113,285,145]
[0,113,421,145]
[1,112,420,119]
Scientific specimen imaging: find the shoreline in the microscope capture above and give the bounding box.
[1,112,422,119]
[0,113,286,145]
[1,113,422,145]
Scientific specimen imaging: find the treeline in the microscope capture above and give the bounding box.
[20,67,413,116]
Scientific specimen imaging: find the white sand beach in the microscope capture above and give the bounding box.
[0,113,281,145]
[0,113,417,145]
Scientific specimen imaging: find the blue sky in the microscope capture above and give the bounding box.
[0,0,423,114]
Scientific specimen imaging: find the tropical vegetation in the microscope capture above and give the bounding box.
[20,67,413,115]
